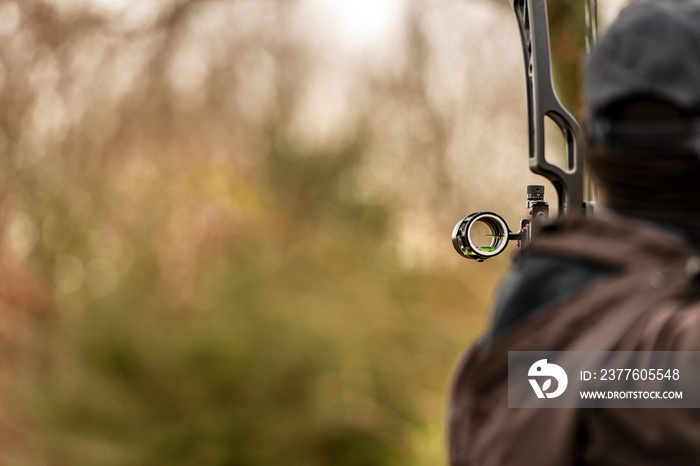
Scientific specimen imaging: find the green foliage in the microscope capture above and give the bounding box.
[33,298,406,466]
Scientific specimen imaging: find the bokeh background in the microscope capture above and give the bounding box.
[0,0,629,465]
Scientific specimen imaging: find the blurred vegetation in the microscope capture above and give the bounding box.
[0,0,585,465]
[18,133,492,465]
[547,0,587,113]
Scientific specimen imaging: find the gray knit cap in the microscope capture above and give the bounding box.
[584,0,700,119]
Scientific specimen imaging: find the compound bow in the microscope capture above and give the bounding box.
[452,0,597,262]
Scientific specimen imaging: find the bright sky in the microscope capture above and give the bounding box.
[311,0,403,48]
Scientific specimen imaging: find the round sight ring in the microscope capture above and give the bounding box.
[452,212,510,261]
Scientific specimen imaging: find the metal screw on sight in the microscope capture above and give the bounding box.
[527,185,549,241]
[527,185,545,202]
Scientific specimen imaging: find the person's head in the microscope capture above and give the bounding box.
[583,0,700,241]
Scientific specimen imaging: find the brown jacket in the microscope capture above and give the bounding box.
[449,215,700,466]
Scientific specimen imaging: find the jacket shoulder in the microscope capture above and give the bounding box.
[624,297,700,350]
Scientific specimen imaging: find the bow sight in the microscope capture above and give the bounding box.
[453,0,597,261]
[452,185,549,262]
